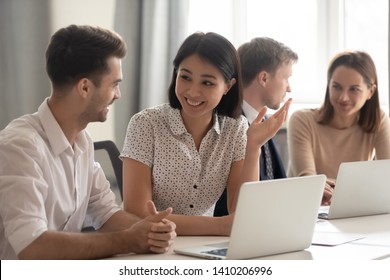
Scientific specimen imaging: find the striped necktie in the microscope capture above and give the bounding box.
[262,141,274,180]
[261,117,274,180]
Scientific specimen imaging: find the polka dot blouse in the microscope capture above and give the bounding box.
[120,104,248,216]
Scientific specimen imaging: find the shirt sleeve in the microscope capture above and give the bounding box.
[374,110,390,159]
[287,110,317,177]
[120,111,154,167]
[0,136,49,256]
[84,161,121,230]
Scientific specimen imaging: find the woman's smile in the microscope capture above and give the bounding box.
[185,97,204,107]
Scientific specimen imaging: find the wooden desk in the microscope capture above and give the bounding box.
[108,214,390,260]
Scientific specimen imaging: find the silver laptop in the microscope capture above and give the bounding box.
[318,159,390,220]
[174,175,326,260]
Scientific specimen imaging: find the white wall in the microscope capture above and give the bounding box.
[50,0,117,142]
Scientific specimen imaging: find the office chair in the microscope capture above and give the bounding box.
[93,140,123,200]
[82,140,123,232]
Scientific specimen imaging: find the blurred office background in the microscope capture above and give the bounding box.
[1,0,389,150]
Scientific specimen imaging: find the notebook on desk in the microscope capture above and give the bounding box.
[174,175,326,260]
[318,159,390,220]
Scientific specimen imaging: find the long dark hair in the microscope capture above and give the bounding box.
[168,32,243,119]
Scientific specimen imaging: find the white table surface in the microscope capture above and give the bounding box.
[107,213,390,260]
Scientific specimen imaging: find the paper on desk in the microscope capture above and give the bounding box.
[312,232,365,246]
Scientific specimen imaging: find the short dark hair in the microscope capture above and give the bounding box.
[238,37,298,87]
[46,25,127,89]
[168,32,243,119]
[319,51,380,133]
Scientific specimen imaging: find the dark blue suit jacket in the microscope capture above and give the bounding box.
[213,122,286,216]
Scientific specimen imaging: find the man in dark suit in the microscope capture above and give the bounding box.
[214,37,298,216]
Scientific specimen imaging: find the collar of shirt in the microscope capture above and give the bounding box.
[168,106,222,135]
[38,98,88,157]
[242,100,259,124]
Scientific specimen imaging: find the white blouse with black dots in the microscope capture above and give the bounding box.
[120,104,248,216]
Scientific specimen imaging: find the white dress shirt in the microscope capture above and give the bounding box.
[0,99,120,259]
[242,100,259,124]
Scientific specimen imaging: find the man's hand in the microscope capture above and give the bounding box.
[145,200,176,253]
[124,201,176,254]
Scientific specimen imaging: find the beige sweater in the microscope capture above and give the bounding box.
[287,109,390,180]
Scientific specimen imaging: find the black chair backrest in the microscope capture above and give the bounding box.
[93,140,123,200]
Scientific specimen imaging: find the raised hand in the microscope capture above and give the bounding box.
[247,98,292,150]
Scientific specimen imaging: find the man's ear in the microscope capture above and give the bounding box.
[77,78,91,98]
[256,71,268,87]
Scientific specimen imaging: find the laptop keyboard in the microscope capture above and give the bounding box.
[318,212,329,219]
[202,248,228,256]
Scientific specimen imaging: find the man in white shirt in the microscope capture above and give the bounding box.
[0,25,176,259]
